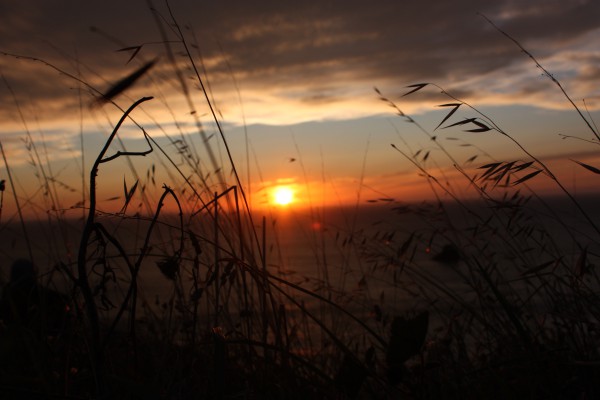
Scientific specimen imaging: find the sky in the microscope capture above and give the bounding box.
[0,0,599,219]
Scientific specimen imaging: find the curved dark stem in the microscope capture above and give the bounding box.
[478,13,599,141]
[128,185,183,352]
[76,96,152,395]
[432,84,600,238]
[92,222,135,347]
[162,0,264,263]
[265,271,387,348]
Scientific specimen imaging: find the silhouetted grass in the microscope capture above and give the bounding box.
[0,6,599,400]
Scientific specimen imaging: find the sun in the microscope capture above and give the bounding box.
[272,186,294,206]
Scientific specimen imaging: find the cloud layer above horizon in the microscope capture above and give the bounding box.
[1,0,599,128]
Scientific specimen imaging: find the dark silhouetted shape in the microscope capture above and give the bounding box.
[96,58,157,104]
[386,311,429,385]
[0,259,71,336]
[432,243,462,265]
[335,352,369,398]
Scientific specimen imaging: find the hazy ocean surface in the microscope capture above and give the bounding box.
[1,194,599,324]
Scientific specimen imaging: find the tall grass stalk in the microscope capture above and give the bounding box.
[1,6,599,399]
[77,96,153,395]
[0,141,33,262]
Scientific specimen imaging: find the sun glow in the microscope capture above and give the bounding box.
[272,186,294,206]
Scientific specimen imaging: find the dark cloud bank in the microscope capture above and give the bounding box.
[0,0,598,119]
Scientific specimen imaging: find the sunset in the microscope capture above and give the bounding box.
[1,0,599,398]
[272,185,294,206]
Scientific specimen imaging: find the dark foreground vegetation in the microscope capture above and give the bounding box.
[1,5,599,399]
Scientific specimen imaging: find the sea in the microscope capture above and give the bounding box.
[1,193,599,338]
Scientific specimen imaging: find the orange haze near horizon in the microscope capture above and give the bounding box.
[1,1,600,223]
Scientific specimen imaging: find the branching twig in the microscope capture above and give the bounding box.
[76,96,152,395]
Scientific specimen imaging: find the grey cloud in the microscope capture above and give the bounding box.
[579,65,600,83]
[299,92,341,105]
[186,0,598,79]
[494,0,600,44]
[1,0,599,122]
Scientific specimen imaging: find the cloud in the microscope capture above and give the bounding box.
[0,0,599,129]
